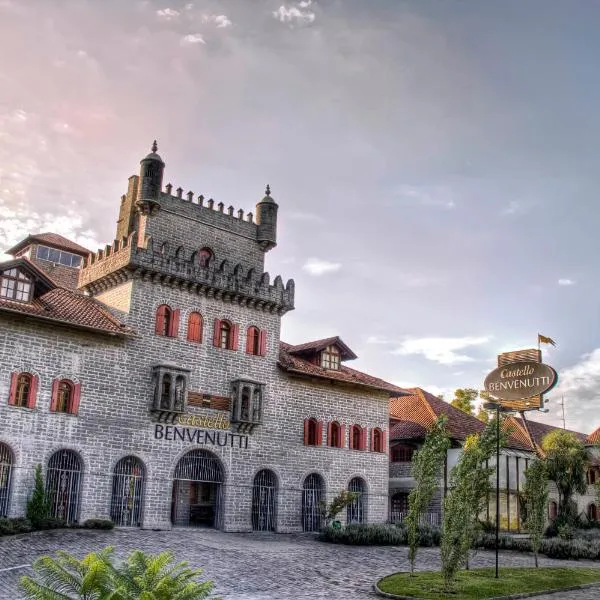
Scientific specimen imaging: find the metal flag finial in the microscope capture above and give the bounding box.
[151,140,158,153]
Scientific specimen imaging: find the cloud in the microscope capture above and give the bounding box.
[558,278,575,286]
[156,8,180,19]
[202,14,232,28]
[273,4,316,26]
[394,184,456,209]
[393,336,490,365]
[502,200,520,215]
[302,257,341,276]
[366,335,395,345]
[181,33,206,45]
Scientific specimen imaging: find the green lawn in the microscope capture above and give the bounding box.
[377,567,600,599]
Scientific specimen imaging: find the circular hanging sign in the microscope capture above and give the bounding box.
[484,361,558,401]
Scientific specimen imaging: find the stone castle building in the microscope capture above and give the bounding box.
[0,142,406,531]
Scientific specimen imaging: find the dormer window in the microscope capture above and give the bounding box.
[0,268,32,302]
[321,345,340,370]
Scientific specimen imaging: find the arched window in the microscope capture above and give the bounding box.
[198,247,213,268]
[15,373,32,407]
[548,500,558,520]
[372,428,383,453]
[328,421,343,448]
[588,504,598,522]
[219,320,231,349]
[304,418,321,446]
[155,304,172,336]
[57,380,73,413]
[187,312,203,343]
[0,443,14,517]
[588,469,598,485]
[347,477,366,524]
[391,444,414,462]
[111,456,145,527]
[252,470,277,531]
[161,374,172,409]
[321,345,340,370]
[302,473,325,532]
[46,450,82,524]
[246,326,260,355]
[350,425,365,450]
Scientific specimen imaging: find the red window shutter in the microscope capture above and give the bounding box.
[50,378,60,412]
[349,426,354,450]
[7,372,17,406]
[327,422,332,445]
[303,419,310,445]
[155,305,167,335]
[369,429,375,452]
[360,427,367,451]
[169,309,180,337]
[213,319,221,347]
[71,383,82,415]
[259,329,267,356]
[339,424,345,448]
[187,313,202,342]
[246,327,253,354]
[28,375,39,409]
[231,324,239,351]
[316,421,323,446]
[382,430,388,454]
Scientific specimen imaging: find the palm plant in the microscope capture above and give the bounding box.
[20,547,217,600]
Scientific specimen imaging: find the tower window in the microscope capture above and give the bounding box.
[15,373,32,407]
[0,268,32,302]
[213,319,239,350]
[187,312,203,343]
[304,418,322,446]
[321,345,340,370]
[155,305,179,337]
[57,381,73,413]
[198,247,213,268]
[349,425,366,450]
[219,321,231,349]
[328,421,343,448]
[36,246,82,268]
[371,428,383,453]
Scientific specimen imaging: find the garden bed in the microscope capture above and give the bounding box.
[376,567,600,599]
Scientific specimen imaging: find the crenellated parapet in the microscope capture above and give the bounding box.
[78,233,294,314]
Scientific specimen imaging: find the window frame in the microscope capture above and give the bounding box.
[187,311,203,343]
[15,373,32,407]
[321,345,340,370]
[329,421,342,448]
[391,444,414,462]
[36,245,82,268]
[0,268,32,302]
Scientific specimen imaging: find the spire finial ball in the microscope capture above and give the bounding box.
[265,184,271,196]
[151,140,158,153]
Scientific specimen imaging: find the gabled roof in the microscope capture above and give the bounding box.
[0,258,133,337]
[507,416,588,448]
[278,342,407,395]
[6,232,91,257]
[285,336,357,361]
[389,420,428,440]
[587,426,600,446]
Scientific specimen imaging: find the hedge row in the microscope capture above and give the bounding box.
[320,524,600,560]
[0,517,115,536]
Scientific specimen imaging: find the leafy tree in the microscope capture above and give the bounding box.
[319,490,360,527]
[475,406,490,423]
[523,460,548,568]
[542,430,589,523]
[20,546,216,600]
[406,416,450,574]
[440,418,498,591]
[450,388,478,415]
[26,465,49,529]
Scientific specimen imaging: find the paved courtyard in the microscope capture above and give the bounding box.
[0,528,599,599]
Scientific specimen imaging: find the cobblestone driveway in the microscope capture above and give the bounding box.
[0,529,599,599]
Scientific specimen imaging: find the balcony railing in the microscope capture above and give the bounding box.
[389,511,440,527]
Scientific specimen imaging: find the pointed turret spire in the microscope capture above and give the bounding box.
[265,184,271,196]
[151,140,158,153]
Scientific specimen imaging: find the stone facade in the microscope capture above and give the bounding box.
[0,143,394,532]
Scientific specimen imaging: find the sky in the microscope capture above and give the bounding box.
[1,0,600,433]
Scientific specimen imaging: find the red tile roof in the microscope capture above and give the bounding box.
[6,232,91,257]
[510,417,587,447]
[389,420,428,439]
[285,336,357,360]
[587,426,600,446]
[0,258,132,337]
[278,342,407,395]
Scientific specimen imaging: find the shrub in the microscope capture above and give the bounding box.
[25,465,49,529]
[0,517,33,536]
[37,517,68,530]
[83,519,115,530]
[319,523,442,546]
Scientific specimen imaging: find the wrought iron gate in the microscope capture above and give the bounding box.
[172,450,224,528]
[347,477,365,524]
[0,443,13,517]
[252,469,277,531]
[110,456,145,527]
[302,473,324,532]
[46,450,82,524]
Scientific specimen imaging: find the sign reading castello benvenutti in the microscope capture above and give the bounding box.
[484,360,558,405]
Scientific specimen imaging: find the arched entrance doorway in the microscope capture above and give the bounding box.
[171,449,224,528]
[110,456,145,527]
[302,473,324,532]
[0,443,14,517]
[46,450,82,524]
[347,477,366,524]
[252,469,277,531]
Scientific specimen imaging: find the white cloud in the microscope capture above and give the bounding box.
[273,5,316,26]
[558,278,575,286]
[366,335,395,345]
[156,8,180,19]
[393,381,449,399]
[298,0,312,7]
[302,257,341,276]
[202,14,232,28]
[181,33,206,45]
[502,200,520,215]
[394,184,455,209]
[393,336,490,365]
